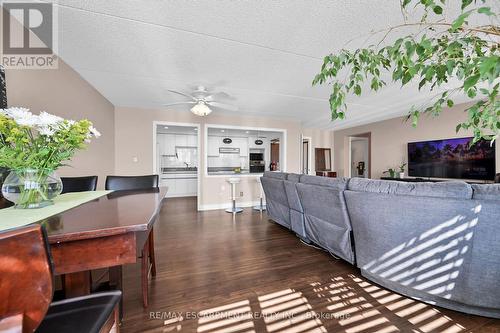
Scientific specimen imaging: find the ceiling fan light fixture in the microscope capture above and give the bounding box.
[190,102,212,116]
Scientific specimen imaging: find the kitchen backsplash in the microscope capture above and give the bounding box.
[207,154,248,169]
[162,147,198,168]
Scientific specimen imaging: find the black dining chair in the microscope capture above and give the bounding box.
[495,173,500,183]
[105,174,159,308]
[61,176,98,194]
[0,224,121,333]
[105,175,159,191]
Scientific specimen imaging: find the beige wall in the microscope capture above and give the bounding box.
[333,103,500,180]
[114,107,303,209]
[6,61,115,188]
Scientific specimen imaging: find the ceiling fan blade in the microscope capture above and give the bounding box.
[205,92,231,101]
[162,101,197,107]
[166,89,197,101]
[207,101,238,111]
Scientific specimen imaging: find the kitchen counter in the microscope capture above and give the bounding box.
[161,167,197,175]
[207,168,263,176]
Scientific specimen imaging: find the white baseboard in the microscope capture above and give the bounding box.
[198,200,266,211]
[166,193,197,198]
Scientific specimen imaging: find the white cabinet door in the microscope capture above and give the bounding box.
[248,137,257,149]
[161,178,176,197]
[175,178,187,196]
[187,135,197,147]
[175,135,188,147]
[164,134,176,156]
[208,136,220,156]
[186,178,197,196]
[235,138,248,157]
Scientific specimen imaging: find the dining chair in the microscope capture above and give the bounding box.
[105,174,159,308]
[495,173,500,183]
[0,225,121,333]
[60,176,98,194]
[105,175,159,191]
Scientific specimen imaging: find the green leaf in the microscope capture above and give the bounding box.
[447,99,454,108]
[451,11,471,31]
[463,74,480,91]
[433,6,443,14]
[354,85,362,96]
[477,7,494,16]
[461,0,473,10]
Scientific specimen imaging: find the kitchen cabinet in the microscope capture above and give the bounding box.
[207,136,220,156]
[161,174,197,197]
[187,135,197,147]
[233,138,248,157]
[175,134,187,147]
[163,134,176,156]
[186,178,197,194]
[160,178,176,196]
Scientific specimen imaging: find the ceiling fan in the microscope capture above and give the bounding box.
[163,86,238,116]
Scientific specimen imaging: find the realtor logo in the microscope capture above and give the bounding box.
[1,1,58,69]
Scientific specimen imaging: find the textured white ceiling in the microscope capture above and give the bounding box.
[47,0,486,129]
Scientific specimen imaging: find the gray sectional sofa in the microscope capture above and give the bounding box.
[261,171,500,318]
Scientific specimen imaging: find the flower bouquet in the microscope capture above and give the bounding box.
[0,107,100,208]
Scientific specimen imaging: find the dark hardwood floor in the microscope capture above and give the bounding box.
[120,197,500,333]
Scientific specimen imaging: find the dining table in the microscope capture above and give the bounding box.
[0,188,167,299]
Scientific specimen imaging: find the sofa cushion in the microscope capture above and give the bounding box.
[471,184,500,201]
[263,171,287,180]
[347,178,472,199]
[299,175,349,190]
[286,173,301,183]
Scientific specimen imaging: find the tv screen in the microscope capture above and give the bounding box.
[408,137,496,180]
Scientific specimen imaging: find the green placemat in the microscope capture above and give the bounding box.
[0,190,112,232]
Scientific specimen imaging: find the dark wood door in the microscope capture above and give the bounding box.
[270,143,280,163]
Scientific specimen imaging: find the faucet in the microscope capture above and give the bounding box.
[184,162,189,168]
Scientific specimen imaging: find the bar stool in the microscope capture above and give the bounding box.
[253,177,266,211]
[226,177,243,213]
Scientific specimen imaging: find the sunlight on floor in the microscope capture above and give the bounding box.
[258,288,326,333]
[197,300,255,333]
[162,273,472,332]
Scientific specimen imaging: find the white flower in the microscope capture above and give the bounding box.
[36,111,64,137]
[89,126,101,138]
[37,111,63,127]
[38,126,56,136]
[3,107,39,127]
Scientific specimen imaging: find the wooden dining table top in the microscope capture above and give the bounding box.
[0,188,167,244]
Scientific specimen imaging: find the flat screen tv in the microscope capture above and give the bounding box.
[408,137,496,180]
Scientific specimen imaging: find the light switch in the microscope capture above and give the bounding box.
[133,156,138,162]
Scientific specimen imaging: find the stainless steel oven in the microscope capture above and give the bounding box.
[249,152,265,173]
[249,152,264,161]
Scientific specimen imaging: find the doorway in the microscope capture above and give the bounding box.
[302,137,311,174]
[153,122,200,204]
[348,133,371,178]
[270,140,280,170]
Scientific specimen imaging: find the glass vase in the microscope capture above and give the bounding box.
[1,169,63,209]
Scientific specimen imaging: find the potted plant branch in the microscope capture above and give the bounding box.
[313,0,499,144]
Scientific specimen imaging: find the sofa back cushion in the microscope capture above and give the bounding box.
[286,173,301,183]
[284,174,302,212]
[300,175,349,190]
[347,178,473,199]
[260,175,290,228]
[296,176,354,263]
[471,184,500,201]
[263,171,287,180]
[344,189,500,311]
